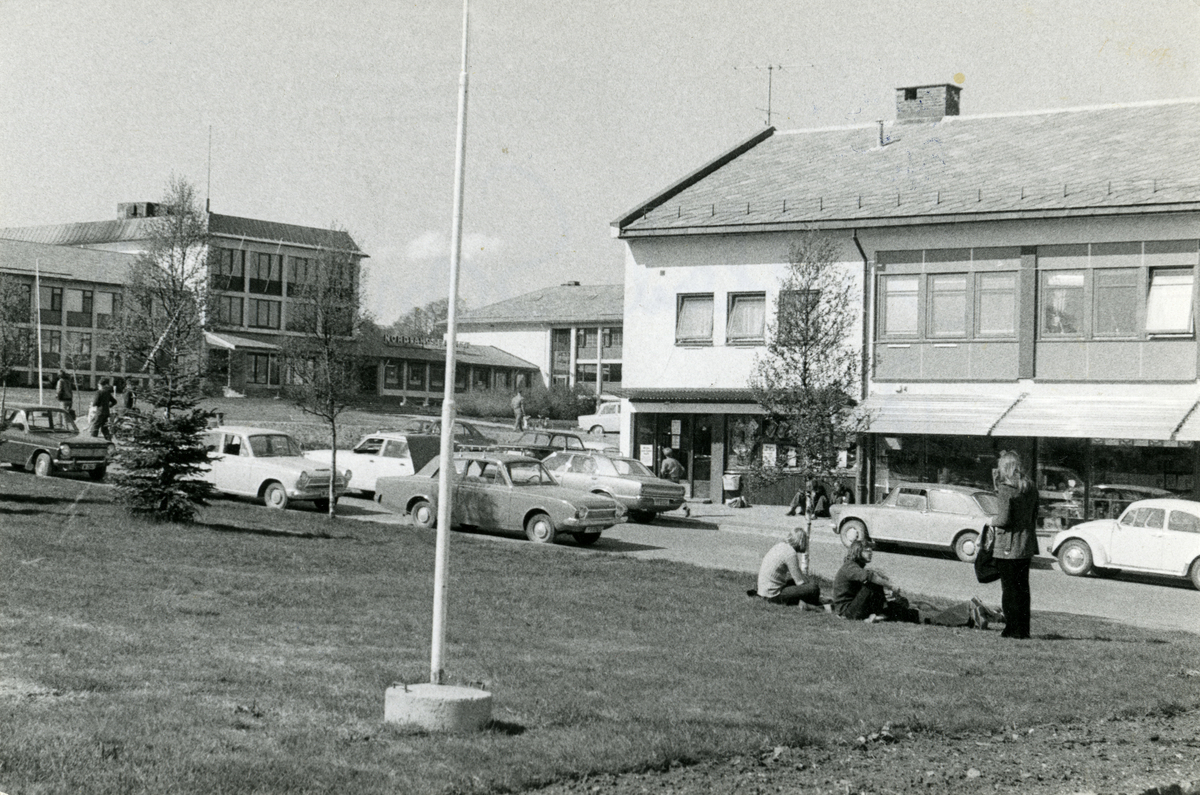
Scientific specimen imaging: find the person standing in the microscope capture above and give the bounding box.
[120,382,137,415]
[55,371,74,419]
[659,447,690,517]
[89,378,117,440]
[511,390,525,430]
[991,450,1040,639]
[756,527,822,607]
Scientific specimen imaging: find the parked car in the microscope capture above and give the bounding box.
[305,432,440,495]
[199,426,349,510]
[1039,482,1174,528]
[390,418,495,450]
[1050,498,1200,589]
[374,451,621,545]
[491,430,590,460]
[829,482,999,562]
[0,404,115,480]
[577,402,620,435]
[542,450,684,523]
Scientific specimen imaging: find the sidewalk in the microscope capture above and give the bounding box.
[672,499,834,539]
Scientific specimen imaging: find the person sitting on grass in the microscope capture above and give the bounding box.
[755,528,824,609]
[832,539,895,622]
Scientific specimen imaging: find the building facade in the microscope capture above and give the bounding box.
[452,281,623,392]
[613,85,1200,512]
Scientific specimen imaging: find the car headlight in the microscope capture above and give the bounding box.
[58,443,72,459]
[575,506,589,520]
[297,471,311,490]
[106,443,117,458]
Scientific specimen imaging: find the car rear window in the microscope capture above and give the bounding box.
[1168,510,1200,534]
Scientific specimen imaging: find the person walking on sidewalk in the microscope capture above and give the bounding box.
[511,390,525,430]
[659,447,690,517]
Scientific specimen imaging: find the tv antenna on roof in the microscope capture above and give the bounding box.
[733,64,798,127]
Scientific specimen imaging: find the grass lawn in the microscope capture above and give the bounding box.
[2,471,1199,794]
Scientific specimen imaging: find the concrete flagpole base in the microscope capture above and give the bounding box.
[384,683,492,732]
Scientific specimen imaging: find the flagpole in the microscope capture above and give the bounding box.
[35,258,44,405]
[430,0,470,687]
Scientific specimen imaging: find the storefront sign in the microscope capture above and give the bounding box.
[383,334,471,351]
[671,420,682,435]
[639,444,654,466]
[762,443,777,467]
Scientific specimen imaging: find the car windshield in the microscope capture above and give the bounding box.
[23,409,78,433]
[248,434,302,457]
[606,457,652,477]
[506,461,555,485]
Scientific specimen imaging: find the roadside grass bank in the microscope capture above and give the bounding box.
[2,472,1198,794]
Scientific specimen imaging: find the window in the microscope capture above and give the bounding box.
[601,363,622,383]
[216,295,243,326]
[602,327,622,352]
[575,363,597,385]
[976,273,1017,336]
[384,361,401,388]
[576,328,597,351]
[64,332,92,368]
[39,286,62,324]
[286,301,316,332]
[211,248,245,291]
[1093,268,1139,336]
[1168,510,1200,534]
[95,292,120,329]
[41,329,61,367]
[249,253,283,296]
[286,257,311,296]
[247,299,281,329]
[928,274,967,337]
[675,294,713,344]
[429,363,445,390]
[880,276,918,337]
[247,353,280,385]
[471,367,489,390]
[726,293,766,343]
[1146,268,1194,334]
[1041,271,1085,336]
[407,362,426,391]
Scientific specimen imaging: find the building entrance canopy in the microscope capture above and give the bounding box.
[863,393,1200,441]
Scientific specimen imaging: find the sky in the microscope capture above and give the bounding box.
[2,1,1197,325]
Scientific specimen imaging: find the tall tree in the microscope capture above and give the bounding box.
[386,297,466,339]
[0,273,34,416]
[749,232,861,533]
[281,233,365,517]
[110,177,214,523]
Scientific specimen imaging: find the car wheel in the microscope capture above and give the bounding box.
[628,509,656,524]
[953,530,981,562]
[575,531,601,546]
[1057,539,1094,576]
[840,519,868,548]
[589,425,605,435]
[32,452,53,478]
[411,499,436,530]
[88,465,108,482]
[1189,559,1200,591]
[525,512,557,544]
[263,482,289,510]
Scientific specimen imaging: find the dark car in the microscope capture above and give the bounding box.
[0,404,115,480]
[391,418,495,451]
[491,430,589,460]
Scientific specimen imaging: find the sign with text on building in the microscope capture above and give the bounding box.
[762,443,777,467]
[671,420,682,435]
[639,444,654,466]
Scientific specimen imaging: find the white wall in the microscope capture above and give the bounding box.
[622,232,865,390]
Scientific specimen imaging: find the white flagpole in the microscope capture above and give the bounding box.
[35,258,44,405]
[431,0,470,686]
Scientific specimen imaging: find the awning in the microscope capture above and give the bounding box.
[991,395,1198,440]
[204,331,280,351]
[859,393,1020,436]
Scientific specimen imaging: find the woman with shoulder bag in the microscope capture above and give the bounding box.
[990,451,1040,639]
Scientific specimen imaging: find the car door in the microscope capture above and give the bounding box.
[542,453,579,489]
[349,437,385,491]
[880,487,929,543]
[925,489,977,547]
[379,438,415,481]
[1162,508,1200,575]
[1109,505,1166,569]
[213,432,253,495]
[458,459,510,529]
[0,410,25,465]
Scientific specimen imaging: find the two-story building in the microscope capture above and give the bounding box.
[613,85,1200,512]
[452,281,624,392]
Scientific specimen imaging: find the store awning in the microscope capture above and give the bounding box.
[204,331,280,351]
[991,395,1198,440]
[859,394,1019,437]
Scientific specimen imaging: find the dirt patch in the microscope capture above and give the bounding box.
[531,708,1200,794]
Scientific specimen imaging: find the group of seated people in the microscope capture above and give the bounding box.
[785,480,855,518]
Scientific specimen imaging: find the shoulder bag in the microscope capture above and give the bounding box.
[974,526,1001,584]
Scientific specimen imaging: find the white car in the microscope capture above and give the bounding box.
[1050,497,1200,590]
[577,402,620,435]
[305,432,440,495]
[200,425,349,510]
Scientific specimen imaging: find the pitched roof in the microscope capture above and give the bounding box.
[355,338,540,370]
[615,99,1200,236]
[455,283,624,329]
[0,212,364,254]
[0,238,134,285]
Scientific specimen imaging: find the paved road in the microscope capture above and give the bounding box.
[341,496,1200,636]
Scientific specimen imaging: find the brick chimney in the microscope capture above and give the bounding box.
[117,202,162,219]
[895,84,961,123]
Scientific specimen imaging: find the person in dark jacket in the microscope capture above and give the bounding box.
[786,479,830,517]
[89,378,117,440]
[659,447,690,517]
[832,539,894,621]
[991,450,1040,639]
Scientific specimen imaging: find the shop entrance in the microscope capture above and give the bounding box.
[632,413,713,501]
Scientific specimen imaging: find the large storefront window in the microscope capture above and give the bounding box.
[874,435,1032,502]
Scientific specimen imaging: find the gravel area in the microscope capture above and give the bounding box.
[530,705,1200,795]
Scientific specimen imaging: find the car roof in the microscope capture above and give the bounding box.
[360,431,418,441]
[891,482,991,495]
[7,404,68,412]
[1121,498,1200,512]
[448,451,541,464]
[206,425,296,436]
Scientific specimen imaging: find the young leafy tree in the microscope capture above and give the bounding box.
[0,273,35,416]
[110,177,214,522]
[281,234,365,517]
[749,232,861,533]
